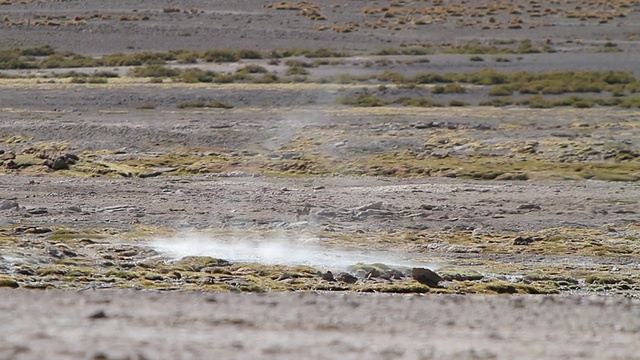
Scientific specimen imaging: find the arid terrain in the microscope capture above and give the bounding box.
[1,0,640,359]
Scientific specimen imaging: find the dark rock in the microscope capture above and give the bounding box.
[366,268,381,279]
[411,267,442,287]
[277,273,292,281]
[64,153,79,164]
[336,272,357,284]
[387,269,405,279]
[47,248,64,258]
[4,160,17,169]
[420,204,443,211]
[51,157,69,170]
[517,204,541,211]
[139,171,163,178]
[513,236,535,245]
[88,310,107,319]
[27,208,48,215]
[322,271,335,282]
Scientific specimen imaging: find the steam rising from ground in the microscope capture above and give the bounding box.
[151,233,430,271]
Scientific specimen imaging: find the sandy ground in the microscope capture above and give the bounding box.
[1,0,640,358]
[2,290,640,360]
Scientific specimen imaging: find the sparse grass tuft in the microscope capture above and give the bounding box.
[129,65,180,78]
[338,94,388,107]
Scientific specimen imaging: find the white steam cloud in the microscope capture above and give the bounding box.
[150,232,432,271]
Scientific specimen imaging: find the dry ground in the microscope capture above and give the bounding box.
[1,0,640,359]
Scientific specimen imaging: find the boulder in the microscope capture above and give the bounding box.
[51,156,69,170]
[411,267,442,287]
[336,272,358,284]
[321,271,335,282]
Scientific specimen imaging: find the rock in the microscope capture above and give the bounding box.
[64,153,79,164]
[366,268,381,279]
[420,204,442,211]
[336,272,358,284]
[513,236,535,245]
[47,248,64,258]
[139,171,163,178]
[321,271,335,282]
[386,269,405,280]
[0,200,19,210]
[88,310,107,319]
[4,160,17,169]
[0,152,15,160]
[49,156,69,170]
[26,208,48,215]
[517,204,541,211]
[411,267,442,287]
[277,273,292,281]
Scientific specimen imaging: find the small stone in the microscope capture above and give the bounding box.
[411,267,442,287]
[513,236,535,245]
[88,310,107,319]
[277,273,292,281]
[138,171,163,178]
[4,160,17,169]
[384,269,405,280]
[336,272,357,284]
[366,268,381,279]
[64,153,79,164]
[321,271,335,282]
[517,204,541,211]
[27,208,48,215]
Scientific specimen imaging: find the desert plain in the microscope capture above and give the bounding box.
[0,0,640,359]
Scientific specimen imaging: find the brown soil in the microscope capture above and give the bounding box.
[1,0,640,358]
